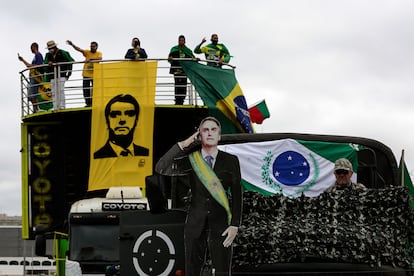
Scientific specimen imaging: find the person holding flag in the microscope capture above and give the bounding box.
[155,116,242,276]
[168,35,196,105]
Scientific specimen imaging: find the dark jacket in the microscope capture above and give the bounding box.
[125,48,148,59]
[155,144,242,237]
[43,49,74,81]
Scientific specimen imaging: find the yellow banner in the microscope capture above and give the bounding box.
[88,61,157,191]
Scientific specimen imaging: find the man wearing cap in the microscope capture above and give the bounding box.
[326,158,366,192]
[43,40,74,109]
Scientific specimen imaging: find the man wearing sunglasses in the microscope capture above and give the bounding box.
[327,158,366,192]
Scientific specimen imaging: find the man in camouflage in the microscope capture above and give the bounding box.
[326,158,366,192]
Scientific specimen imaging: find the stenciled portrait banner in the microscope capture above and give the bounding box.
[88,61,157,191]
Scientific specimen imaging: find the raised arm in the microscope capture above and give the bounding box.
[194,37,207,54]
[66,40,84,54]
[18,54,31,68]
[155,131,199,175]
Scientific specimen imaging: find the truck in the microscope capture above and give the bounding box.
[19,59,413,275]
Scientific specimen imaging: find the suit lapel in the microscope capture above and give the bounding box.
[213,151,225,171]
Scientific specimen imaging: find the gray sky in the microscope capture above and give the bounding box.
[2,0,414,215]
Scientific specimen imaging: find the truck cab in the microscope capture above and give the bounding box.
[68,187,148,274]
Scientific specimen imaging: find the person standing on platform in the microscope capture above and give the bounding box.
[67,40,102,107]
[43,40,74,109]
[194,34,231,67]
[18,42,43,112]
[125,37,148,60]
[168,35,195,105]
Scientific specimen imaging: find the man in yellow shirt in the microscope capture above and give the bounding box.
[67,40,102,106]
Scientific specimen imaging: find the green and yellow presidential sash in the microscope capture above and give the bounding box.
[189,151,231,224]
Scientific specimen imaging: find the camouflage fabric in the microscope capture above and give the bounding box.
[334,158,353,171]
[233,187,414,268]
[325,182,367,193]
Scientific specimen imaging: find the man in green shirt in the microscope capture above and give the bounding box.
[43,40,74,109]
[168,35,195,105]
[194,34,231,67]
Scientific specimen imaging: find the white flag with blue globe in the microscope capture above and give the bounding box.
[219,138,360,197]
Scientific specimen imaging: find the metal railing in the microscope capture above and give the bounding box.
[19,58,231,117]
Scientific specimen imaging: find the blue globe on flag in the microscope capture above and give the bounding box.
[272,150,310,186]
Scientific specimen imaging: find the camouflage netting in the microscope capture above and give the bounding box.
[233,187,414,268]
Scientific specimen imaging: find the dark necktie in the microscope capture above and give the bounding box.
[205,155,213,168]
[120,149,131,156]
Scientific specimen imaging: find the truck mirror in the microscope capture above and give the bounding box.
[34,224,46,234]
[34,224,47,257]
[146,174,167,214]
[35,234,46,256]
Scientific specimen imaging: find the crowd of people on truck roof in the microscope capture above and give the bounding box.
[18,34,231,110]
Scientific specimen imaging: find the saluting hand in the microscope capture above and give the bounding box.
[179,131,199,149]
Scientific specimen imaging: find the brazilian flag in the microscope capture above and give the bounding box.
[181,61,254,134]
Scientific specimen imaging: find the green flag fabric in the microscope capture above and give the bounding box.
[220,138,361,197]
[399,154,414,208]
[180,61,254,134]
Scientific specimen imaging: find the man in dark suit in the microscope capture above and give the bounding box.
[155,116,242,276]
[94,94,149,159]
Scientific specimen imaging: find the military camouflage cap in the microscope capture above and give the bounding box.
[334,158,353,171]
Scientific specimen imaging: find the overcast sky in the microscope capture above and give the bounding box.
[2,0,414,215]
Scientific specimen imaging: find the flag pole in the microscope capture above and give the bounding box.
[401,149,405,186]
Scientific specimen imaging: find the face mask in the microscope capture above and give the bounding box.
[48,48,54,54]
